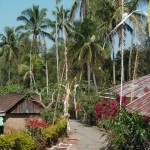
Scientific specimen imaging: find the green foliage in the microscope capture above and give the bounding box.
[0,133,35,150]
[100,109,150,150]
[0,136,14,150]
[40,108,54,125]
[0,84,23,95]
[12,133,35,150]
[43,118,67,146]
[0,118,66,150]
[76,85,100,125]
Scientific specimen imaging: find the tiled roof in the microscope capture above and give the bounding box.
[114,74,150,117]
[0,94,24,112]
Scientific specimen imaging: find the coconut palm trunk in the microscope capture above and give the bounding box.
[45,49,49,94]
[55,0,59,82]
[129,27,135,80]
[92,67,97,92]
[112,44,116,85]
[87,61,91,92]
[8,64,11,85]
[30,47,32,89]
[62,10,68,81]
[148,0,150,35]
[120,0,125,108]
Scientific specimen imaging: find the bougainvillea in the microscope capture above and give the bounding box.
[116,94,128,106]
[25,118,48,136]
[95,99,119,120]
[95,95,128,120]
[144,116,150,123]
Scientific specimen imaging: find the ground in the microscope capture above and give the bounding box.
[50,120,107,150]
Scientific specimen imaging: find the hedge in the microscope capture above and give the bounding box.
[0,133,35,150]
[43,117,67,146]
[0,118,67,149]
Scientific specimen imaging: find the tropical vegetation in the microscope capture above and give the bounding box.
[0,0,150,149]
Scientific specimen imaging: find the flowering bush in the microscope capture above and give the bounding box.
[25,118,48,137]
[101,109,150,149]
[115,94,128,106]
[95,95,128,120]
[144,116,150,123]
[95,99,118,120]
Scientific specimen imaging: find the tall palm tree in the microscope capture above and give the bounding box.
[70,0,89,22]
[16,5,52,92]
[73,17,110,91]
[0,27,19,84]
[94,0,146,84]
[18,54,44,85]
[52,6,72,81]
[55,0,63,82]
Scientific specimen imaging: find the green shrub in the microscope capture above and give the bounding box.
[0,136,14,150]
[40,108,54,125]
[0,84,23,96]
[0,133,35,150]
[12,133,35,150]
[100,109,150,150]
[0,118,66,150]
[43,117,67,146]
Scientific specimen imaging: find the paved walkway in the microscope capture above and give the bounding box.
[50,120,107,150]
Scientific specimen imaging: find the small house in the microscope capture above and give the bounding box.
[0,93,43,134]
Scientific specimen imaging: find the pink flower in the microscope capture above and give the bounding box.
[144,116,150,122]
[122,100,128,106]
[122,95,126,101]
[116,94,120,102]
[101,99,106,105]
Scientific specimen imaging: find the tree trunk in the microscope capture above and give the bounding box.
[148,0,150,35]
[130,42,139,102]
[8,63,11,85]
[87,61,91,92]
[112,46,116,85]
[46,59,49,94]
[92,67,98,92]
[29,47,32,89]
[55,0,59,82]
[129,27,135,80]
[62,10,68,81]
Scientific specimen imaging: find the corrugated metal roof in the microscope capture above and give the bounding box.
[114,74,150,117]
[115,74,150,98]
[0,94,24,112]
[126,91,150,117]
[0,94,41,113]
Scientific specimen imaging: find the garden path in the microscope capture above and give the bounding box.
[51,120,107,150]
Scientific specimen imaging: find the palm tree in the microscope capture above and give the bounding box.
[70,0,89,22]
[16,5,52,92]
[0,27,19,84]
[94,0,146,83]
[73,17,110,91]
[52,6,72,81]
[18,54,44,86]
[55,0,63,82]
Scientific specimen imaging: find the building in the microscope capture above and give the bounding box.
[114,74,150,117]
[0,93,43,133]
